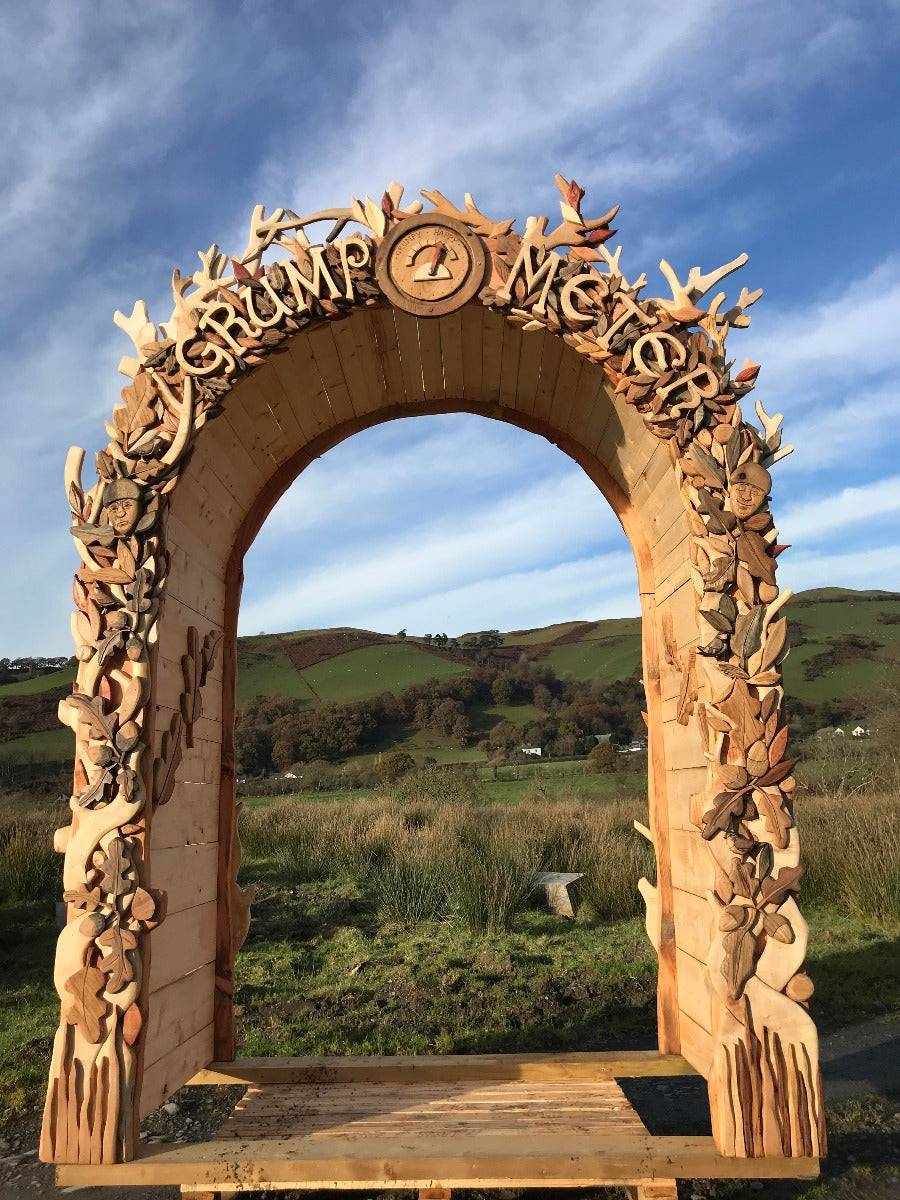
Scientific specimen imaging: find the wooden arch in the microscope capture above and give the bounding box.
[42,179,825,1176]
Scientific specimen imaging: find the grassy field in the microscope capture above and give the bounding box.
[0,726,70,763]
[0,775,898,1195]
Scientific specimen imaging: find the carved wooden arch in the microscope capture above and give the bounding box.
[41,178,825,1167]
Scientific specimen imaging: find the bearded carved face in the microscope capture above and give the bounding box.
[728,463,771,521]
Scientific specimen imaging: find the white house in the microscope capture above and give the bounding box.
[520,746,542,757]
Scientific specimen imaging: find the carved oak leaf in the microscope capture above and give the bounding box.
[753,787,793,850]
[760,864,804,907]
[736,530,776,585]
[64,963,107,1043]
[63,886,103,912]
[64,693,117,742]
[98,839,131,897]
[152,710,183,808]
[96,924,138,992]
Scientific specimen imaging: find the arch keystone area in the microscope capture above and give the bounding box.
[42,176,825,1184]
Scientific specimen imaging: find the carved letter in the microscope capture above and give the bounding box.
[282,246,343,312]
[560,273,606,324]
[495,241,560,316]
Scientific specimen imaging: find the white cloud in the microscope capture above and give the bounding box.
[240,470,630,634]
[781,474,900,543]
[782,542,900,594]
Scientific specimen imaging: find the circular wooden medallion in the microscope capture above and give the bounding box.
[376,214,487,317]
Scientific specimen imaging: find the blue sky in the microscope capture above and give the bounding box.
[2,1,899,655]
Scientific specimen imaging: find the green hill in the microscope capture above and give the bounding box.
[1,589,897,772]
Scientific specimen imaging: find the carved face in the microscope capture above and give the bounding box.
[105,497,140,536]
[728,463,771,521]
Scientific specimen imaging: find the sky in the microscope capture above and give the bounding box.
[2,1,900,655]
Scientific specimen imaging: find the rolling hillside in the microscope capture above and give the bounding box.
[1,589,897,772]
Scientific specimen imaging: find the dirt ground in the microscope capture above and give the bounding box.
[2,1016,897,1200]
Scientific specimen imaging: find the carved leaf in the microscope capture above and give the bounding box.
[123,1002,143,1047]
[754,757,798,788]
[768,724,789,767]
[688,443,726,488]
[96,924,138,992]
[760,865,804,907]
[130,887,157,922]
[64,964,107,1043]
[152,710,184,807]
[98,839,131,897]
[63,886,103,912]
[753,787,793,850]
[702,789,748,839]
[701,608,733,633]
[736,531,776,585]
[721,910,758,1000]
[760,617,788,670]
[64,693,116,741]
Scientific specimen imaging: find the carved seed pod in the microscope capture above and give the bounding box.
[126,636,143,661]
[746,740,769,777]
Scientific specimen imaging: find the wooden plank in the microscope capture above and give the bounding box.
[139,1023,214,1120]
[512,327,546,416]
[498,316,521,408]
[185,407,266,510]
[417,315,445,401]
[565,363,609,453]
[350,309,389,417]
[190,1051,697,1086]
[547,343,582,431]
[673,887,714,963]
[308,325,354,425]
[150,843,218,916]
[147,901,217,994]
[223,370,292,474]
[678,1009,714,1078]
[480,308,505,404]
[331,312,384,419]
[58,1130,820,1189]
[669,828,716,897]
[676,948,714,1036]
[531,332,565,430]
[393,309,424,403]
[460,303,484,402]
[149,781,219,852]
[439,309,464,402]
[143,963,215,1071]
[279,332,335,433]
[369,306,406,405]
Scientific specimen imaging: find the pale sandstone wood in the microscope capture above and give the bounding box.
[530,322,565,427]
[564,364,609,452]
[179,407,266,509]
[58,1129,819,1190]
[676,948,715,1035]
[149,783,219,851]
[190,1051,696,1085]
[150,843,218,916]
[672,887,715,963]
[678,1009,714,1077]
[168,458,244,547]
[139,1023,214,1119]
[143,964,215,1069]
[662,719,706,773]
[147,900,217,994]
[655,559,694,617]
[460,303,484,402]
[278,332,336,433]
[546,342,582,431]
[155,700,221,747]
[480,308,505,404]
[669,828,717,896]
[307,325,355,424]
[155,596,224,672]
[222,368,294,472]
[417,314,446,401]
[511,327,546,414]
[348,309,390,416]
[439,308,465,401]
[370,306,408,404]
[640,590,680,1054]
[498,315,522,408]
[393,309,425,403]
[165,516,229,587]
[241,355,307,452]
[659,579,701,653]
[653,529,693,592]
[627,1181,678,1199]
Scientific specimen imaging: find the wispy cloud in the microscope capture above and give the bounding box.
[780,474,900,542]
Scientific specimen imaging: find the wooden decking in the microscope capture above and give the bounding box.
[56,1054,820,1192]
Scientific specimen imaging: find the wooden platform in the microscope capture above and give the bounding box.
[56,1054,820,1192]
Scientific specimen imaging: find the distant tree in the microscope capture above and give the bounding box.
[375,750,416,783]
[587,742,616,773]
[491,673,514,706]
[397,628,407,639]
[533,683,553,711]
[235,725,273,776]
[450,714,472,747]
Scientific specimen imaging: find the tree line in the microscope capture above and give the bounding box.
[235,658,647,776]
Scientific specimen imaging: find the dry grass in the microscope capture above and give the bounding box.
[800,791,899,924]
[0,810,60,904]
